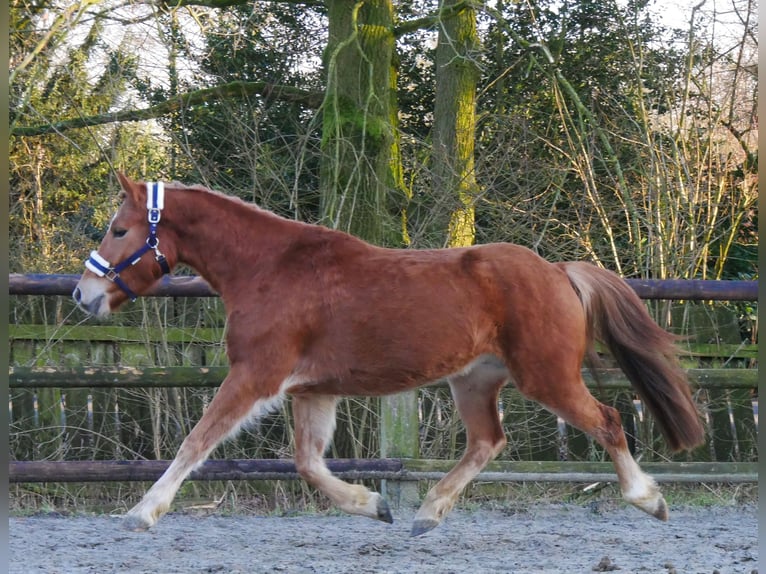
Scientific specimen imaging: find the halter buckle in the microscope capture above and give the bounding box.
[148,208,161,224]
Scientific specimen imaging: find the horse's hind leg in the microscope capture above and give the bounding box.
[291,393,393,523]
[123,364,288,531]
[411,359,508,536]
[516,367,668,521]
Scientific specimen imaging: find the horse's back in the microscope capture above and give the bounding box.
[286,239,585,396]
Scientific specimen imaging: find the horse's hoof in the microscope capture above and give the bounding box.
[410,518,439,537]
[376,498,394,524]
[122,514,152,532]
[652,497,669,521]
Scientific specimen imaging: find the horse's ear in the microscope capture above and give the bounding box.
[115,172,141,202]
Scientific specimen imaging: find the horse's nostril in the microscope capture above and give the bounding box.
[72,287,82,303]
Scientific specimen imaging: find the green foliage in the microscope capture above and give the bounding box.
[9,4,168,274]
[139,5,327,221]
[468,0,758,281]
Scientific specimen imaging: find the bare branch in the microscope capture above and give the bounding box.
[10,0,104,86]
[13,81,325,137]
[157,0,324,7]
[394,0,476,38]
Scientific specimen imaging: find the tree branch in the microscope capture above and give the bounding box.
[12,81,325,137]
[720,120,758,172]
[394,0,475,38]
[158,0,324,7]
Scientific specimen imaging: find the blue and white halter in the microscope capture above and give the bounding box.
[85,182,171,301]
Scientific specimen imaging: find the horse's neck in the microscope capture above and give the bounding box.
[167,188,290,296]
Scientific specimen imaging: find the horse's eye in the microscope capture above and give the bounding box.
[112,228,128,238]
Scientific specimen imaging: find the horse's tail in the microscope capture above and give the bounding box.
[558,261,705,452]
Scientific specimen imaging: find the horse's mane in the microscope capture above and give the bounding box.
[171,181,247,202]
[169,181,281,218]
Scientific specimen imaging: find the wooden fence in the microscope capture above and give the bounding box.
[8,273,759,491]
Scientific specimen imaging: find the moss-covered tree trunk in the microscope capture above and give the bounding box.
[432,1,481,247]
[320,0,400,246]
[320,4,417,507]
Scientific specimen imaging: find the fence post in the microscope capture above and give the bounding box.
[379,390,420,509]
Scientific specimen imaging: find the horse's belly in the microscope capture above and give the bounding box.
[286,354,508,397]
[287,372,436,396]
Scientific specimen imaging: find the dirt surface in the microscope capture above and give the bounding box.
[10,504,758,573]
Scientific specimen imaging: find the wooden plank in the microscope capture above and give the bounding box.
[9,273,218,297]
[380,392,421,508]
[9,366,229,388]
[402,470,757,483]
[10,340,36,366]
[9,324,756,360]
[9,273,759,301]
[729,389,758,461]
[677,343,758,360]
[9,458,756,483]
[402,459,758,482]
[625,278,758,301]
[9,366,757,389]
[9,458,404,483]
[582,369,758,389]
[9,324,226,344]
[707,387,738,462]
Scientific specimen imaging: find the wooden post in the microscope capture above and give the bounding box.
[379,391,420,509]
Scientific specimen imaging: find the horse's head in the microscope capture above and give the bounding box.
[73,173,174,317]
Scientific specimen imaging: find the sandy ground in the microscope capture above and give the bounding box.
[9,504,758,574]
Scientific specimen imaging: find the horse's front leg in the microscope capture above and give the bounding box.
[123,363,288,531]
[291,393,393,523]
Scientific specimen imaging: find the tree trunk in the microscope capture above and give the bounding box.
[320,0,400,245]
[432,0,481,247]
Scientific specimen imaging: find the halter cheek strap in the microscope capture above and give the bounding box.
[85,181,171,302]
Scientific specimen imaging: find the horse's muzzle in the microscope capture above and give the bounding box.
[72,285,104,317]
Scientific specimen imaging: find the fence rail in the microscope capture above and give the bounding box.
[8,273,760,300]
[8,366,758,389]
[9,459,758,484]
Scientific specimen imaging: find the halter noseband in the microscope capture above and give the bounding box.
[85,182,171,302]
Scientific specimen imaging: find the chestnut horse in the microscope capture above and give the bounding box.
[73,174,704,536]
